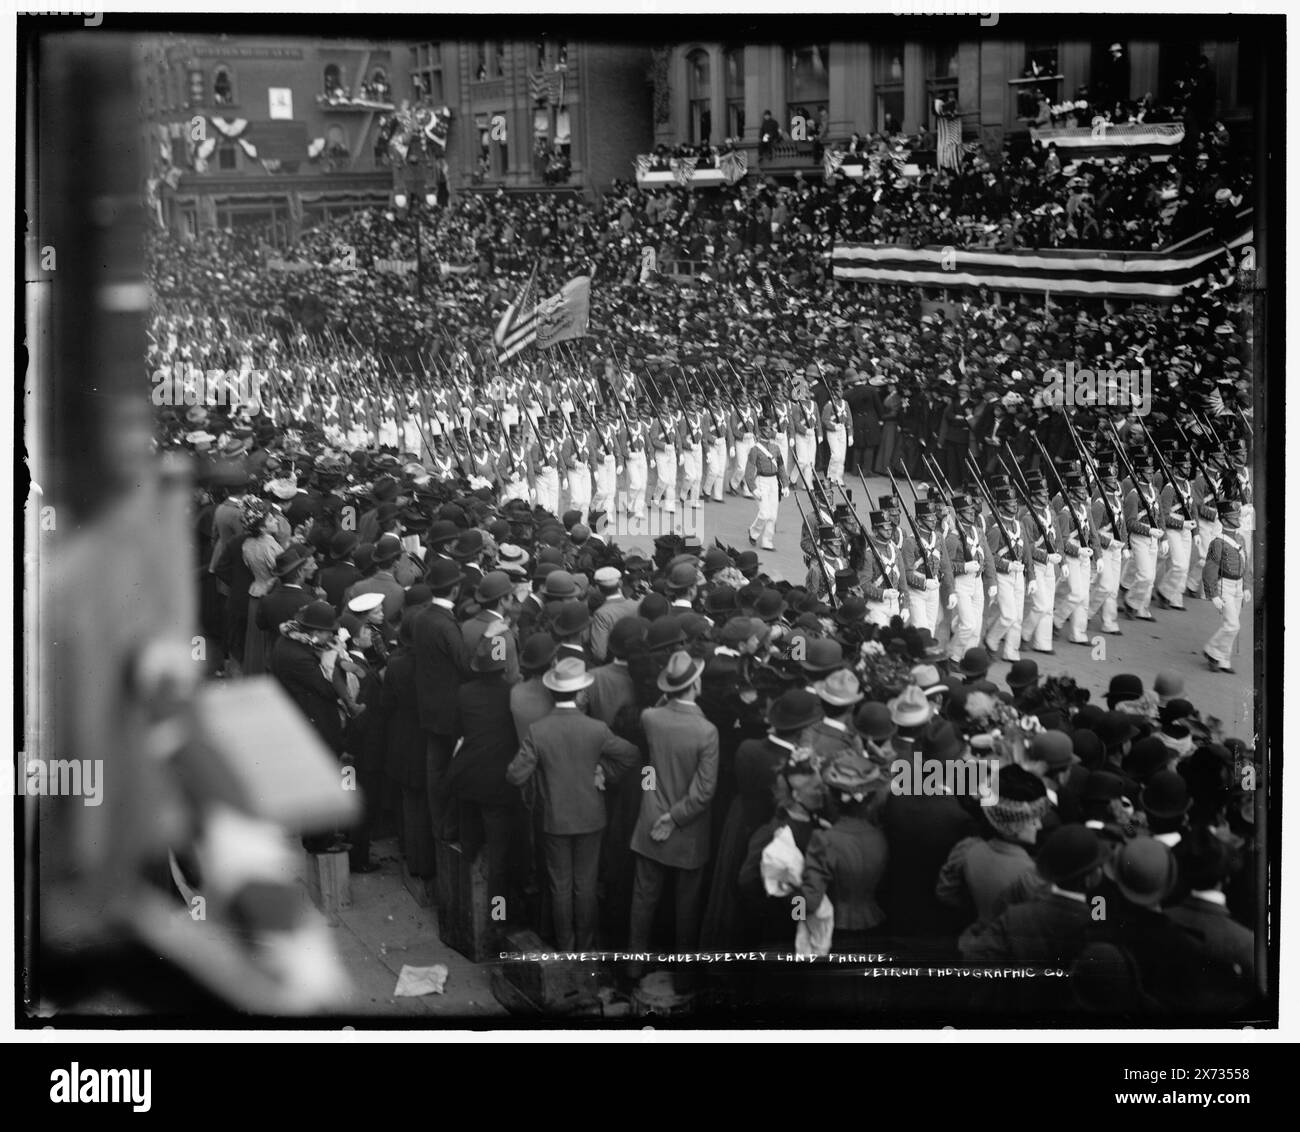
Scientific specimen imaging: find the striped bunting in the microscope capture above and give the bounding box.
[831,230,1253,300]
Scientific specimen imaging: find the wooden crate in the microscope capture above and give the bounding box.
[434,840,494,963]
[498,928,586,1012]
[304,849,351,922]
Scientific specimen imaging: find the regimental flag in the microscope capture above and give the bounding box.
[719,148,748,185]
[494,263,541,363]
[823,147,847,181]
[529,70,565,106]
[536,276,591,350]
[831,229,1255,300]
[674,155,698,187]
[937,115,964,171]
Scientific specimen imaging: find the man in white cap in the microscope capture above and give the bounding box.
[628,650,719,964]
[1202,500,1251,674]
[507,658,640,951]
[589,567,635,663]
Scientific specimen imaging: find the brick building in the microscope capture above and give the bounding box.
[652,31,1259,172]
[139,35,653,241]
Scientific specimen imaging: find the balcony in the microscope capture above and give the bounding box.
[316,89,395,113]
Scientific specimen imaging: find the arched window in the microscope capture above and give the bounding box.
[723,47,745,138]
[326,124,348,157]
[212,65,234,106]
[323,63,343,97]
[686,48,711,144]
[785,45,829,132]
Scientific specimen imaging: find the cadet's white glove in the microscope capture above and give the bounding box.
[1212,596,1225,611]
[947,594,958,610]
[1185,520,1197,531]
[988,585,998,600]
[1027,580,1037,595]
[1079,547,1093,559]
[1243,589,1252,603]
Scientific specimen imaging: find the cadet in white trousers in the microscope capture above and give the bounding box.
[1121,456,1165,621]
[901,498,954,634]
[1053,472,1097,645]
[1020,474,1063,654]
[744,420,788,551]
[623,415,650,519]
[1201,501,1251,674]
[984,486,1033,662]
[1155,451,1197,610]
[1087,465,1127,635]
[944,494,997,662]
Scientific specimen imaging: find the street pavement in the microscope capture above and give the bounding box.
[606,472,1255,739]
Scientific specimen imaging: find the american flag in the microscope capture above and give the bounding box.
[937,115,964,171]
[494,263,541,363]
[674,155,698,187]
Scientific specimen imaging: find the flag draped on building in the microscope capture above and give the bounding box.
[937,115,964,171]
[674,155,698,187]
[831,230,1255,299]
[823,147,846,181]
[719,148,748,184]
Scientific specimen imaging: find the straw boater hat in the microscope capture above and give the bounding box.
[543,656,593,694]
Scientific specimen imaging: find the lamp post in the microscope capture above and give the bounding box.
[393,139,439,301]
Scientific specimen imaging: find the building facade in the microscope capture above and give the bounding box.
[654,35,1257,165]
[139,35,654,242]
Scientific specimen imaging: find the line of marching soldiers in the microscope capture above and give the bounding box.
[797,430,1254,675]
[405,370,854,534]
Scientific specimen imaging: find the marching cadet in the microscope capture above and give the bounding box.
[1087,461,1128,636]
[862,509,905,627]
[562,411,594,524]
[529,415,562,514]
[622,403,651,520]
[591,404,620,519]
[498,423,531,506]
[728,388,759,498]
[649,398,680,513]
[1225,436,1254,536]
[1202,500,1251,675]
[877,493,906,557]
[984,483,1035,662]
[1053,469,1098,645]
[427,432,459,483]
[679,388,705,510]
[1187,444,1224,598]
[1020,472,1064,655]
[744,416,788,551]
[804,521,851,605]
[701,395,730,503]
[466,427,497,489]
[1155,450,1198,611]
[790,382,821,490]
[1121,451,1165,622]
[901,497,955,634]
[945,492,997,662]
[769,383,792,477]
[821,375,853,487]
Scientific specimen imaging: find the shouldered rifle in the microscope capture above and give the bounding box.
[1105,419,1161,529]
[1174,417,1219,500]
[888,466,933,580]
[791,489,840,611]
[965,453,1015,551]
[1144,418,1194,521]
[836,477,891,588]
[1061,410,1121,537]
[999,452,1052,547]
